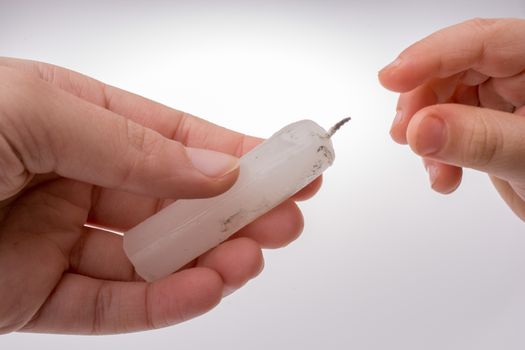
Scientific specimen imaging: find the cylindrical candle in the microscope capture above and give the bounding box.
[124,119,337,281]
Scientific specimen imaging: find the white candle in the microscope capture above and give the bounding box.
[123,119,347,282]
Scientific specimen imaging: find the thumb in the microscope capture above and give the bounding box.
[406,103,525,183]
[0,69,239,200]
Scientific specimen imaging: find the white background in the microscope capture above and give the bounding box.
[2,0,525,349]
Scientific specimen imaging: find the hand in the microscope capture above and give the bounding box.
[0,57,321,334]
[378,18,525,220]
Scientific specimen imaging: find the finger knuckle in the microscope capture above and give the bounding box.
[0,135,28,197]
[125,119,166,156]
[463,114,502,167]
[466,18,498,32]
[117,119,165,187]
[0,68,54,172]
[147,283,188,329]
[124,119,148,152]
[92,282,114,334]
[0,67,41,106]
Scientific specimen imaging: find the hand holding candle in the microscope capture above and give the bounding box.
[0,57,328,334]
[124,118,350,282]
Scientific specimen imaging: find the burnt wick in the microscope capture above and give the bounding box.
[327,117,351,138]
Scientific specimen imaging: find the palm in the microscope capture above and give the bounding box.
[0,177,94,332]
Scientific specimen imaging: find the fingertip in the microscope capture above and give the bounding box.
[424,159,462,194]
[155,267,224,324]
[183,146,242,197]
[390,110,409,144]
[160,145,241,199]
[199,164,241,198]
[378,58,403,91]
[234,200,304,249]
[381,52,444,94]
[406,108,447,157]
[186,147,239,179]
[379,57,419,93]
[390,127,408,144]
[114,135,242,200]
[197,237,264,294]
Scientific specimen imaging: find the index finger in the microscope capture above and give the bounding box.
[0,56,258,156]
[0,57,322,226]
[379,18,525,92]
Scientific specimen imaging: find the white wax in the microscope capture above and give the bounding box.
[123,120,335,281]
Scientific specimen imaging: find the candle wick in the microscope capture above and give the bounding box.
[327,117,351,138]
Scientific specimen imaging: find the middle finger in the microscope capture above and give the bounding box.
[391,74,462,144]
[481,71,525,110]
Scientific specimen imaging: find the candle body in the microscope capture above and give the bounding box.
[124,120,335,281]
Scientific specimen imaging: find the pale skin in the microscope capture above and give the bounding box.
[0,57,322,334]
[379,18,525,221]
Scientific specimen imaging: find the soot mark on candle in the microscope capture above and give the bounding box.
[221,209,243,232]
[312,160,323,174]
[221,201,274,233]
[317,145,334,164]
[308,145,334,180]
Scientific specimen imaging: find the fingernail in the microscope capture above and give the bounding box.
[390,109,407,143]
[392,109,404,127]
[415,115,446,156]
[380,57,403,73]
[425,162,439,187]
[186,147,239,178]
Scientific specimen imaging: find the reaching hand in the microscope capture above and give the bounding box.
[379,18,525,220]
